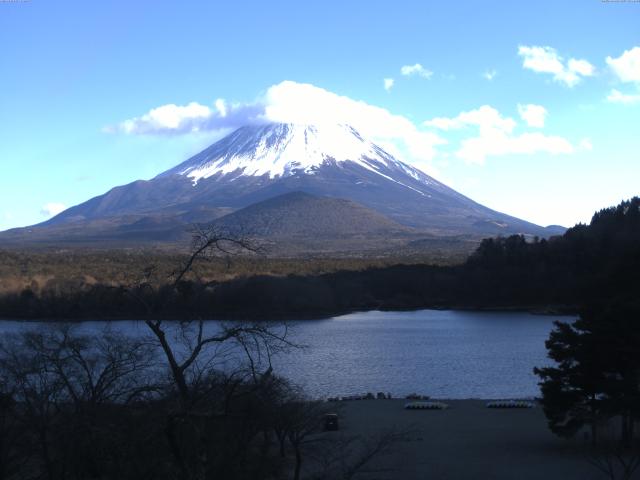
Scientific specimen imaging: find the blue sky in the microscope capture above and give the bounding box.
[0,0,638,230]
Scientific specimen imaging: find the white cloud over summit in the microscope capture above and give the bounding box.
[106,81,446,173]
[518,45,594,87]
[264,82,446,171]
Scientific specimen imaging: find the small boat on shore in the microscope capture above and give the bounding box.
[486,400,535,409]
[405,401,449,410]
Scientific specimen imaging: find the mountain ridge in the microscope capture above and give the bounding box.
[0,122,564,252]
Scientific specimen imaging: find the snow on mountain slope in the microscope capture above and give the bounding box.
[162,123,436,191]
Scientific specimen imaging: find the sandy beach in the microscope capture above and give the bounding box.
[328,399,604,480]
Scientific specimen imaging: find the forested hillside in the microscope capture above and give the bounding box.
[0,198,638,320]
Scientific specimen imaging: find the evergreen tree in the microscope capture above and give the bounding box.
[535,301,640,445]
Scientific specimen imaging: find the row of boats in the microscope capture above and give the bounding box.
[405,400,536,410]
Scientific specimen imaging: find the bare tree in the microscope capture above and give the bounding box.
[587,422,640,480]
[265,380,411,480]
[17,325,157,409]
[282,399,330,480]
[134,225,296,480]
[317,430,410,480]
[587,446,640,480]
[0,325,160,480]
[0,379,24,480]
[0,331,68,480]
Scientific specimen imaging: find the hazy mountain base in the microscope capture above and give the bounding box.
[0,191,522,254]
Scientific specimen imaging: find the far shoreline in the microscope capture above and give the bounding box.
[0,303,579,323]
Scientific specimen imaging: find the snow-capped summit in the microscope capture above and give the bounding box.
[162,123,432,189]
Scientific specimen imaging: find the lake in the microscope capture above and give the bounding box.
[0,309,572,399]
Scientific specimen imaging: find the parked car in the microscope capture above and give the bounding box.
[323,413,339,431]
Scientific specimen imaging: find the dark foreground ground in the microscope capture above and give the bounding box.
[331,399,604,480]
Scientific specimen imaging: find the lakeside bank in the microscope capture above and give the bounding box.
[325,399,600,480]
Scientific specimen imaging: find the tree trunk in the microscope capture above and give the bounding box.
[165,415,190,479]
[0,429,5,480]
[145,321,190,407]
[590,398,598,446]
[621,413,631,448]
[194,421,208,480]
[276,431,286,458]
[39,428,55,480]
[293,445,302,480]
[261,430,272,456]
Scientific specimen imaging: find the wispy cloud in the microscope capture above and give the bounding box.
[605,47,640,105]
[104,100,264,135]
[383,78,395,91]
[517,104,547,128]
[424,105,574,165]
[483,69,497,81]
[579,138,593,151]
[40,202,66,217]
[518,45,594,87]
[424,105,516,133]
[400,63,433,79]
[109,102,211,134]
[606,89,640,105]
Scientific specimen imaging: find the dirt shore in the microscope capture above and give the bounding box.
[330,399,604,479]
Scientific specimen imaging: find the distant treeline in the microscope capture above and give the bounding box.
[1,198,638,320]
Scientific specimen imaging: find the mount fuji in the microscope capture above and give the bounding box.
[0,123,563,253]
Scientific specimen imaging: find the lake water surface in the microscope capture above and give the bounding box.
[0,309,573,399]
